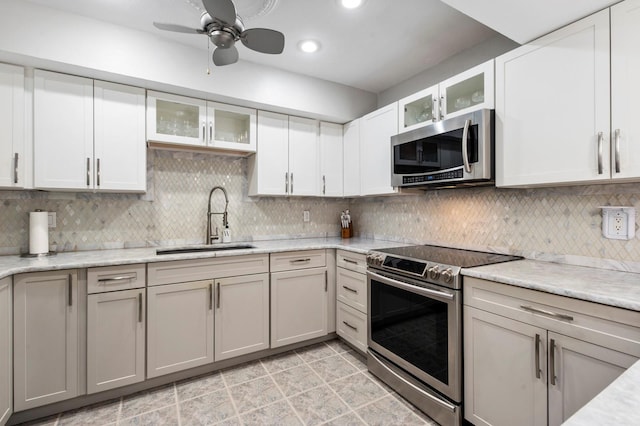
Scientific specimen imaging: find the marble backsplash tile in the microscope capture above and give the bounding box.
[1,150,639,271]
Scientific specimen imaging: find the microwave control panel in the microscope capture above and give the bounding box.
[403,168,463,184]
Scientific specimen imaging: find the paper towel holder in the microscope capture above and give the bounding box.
[20,251,57,258]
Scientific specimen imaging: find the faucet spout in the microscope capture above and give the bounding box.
[207,186,229,244]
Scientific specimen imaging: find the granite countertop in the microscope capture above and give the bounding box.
[0,237,409,280]
[462,259,640,312]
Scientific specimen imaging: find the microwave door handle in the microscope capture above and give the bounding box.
[462,118,472,173]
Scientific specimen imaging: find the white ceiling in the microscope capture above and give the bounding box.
[22,0,502,93]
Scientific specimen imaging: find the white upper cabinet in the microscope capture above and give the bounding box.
[248,110,290,196]
[146,91,206,147]
[206,102,257,153]
[610,0,640,181]
[319,121,343,197]
[288,116,319,196]
[360,102,399,196]
[397,60,494,134]
[496,10,611,187]
[342,119,361,197]
[94,81,146,192]
[34,70,94,190]
[0,63,25,189]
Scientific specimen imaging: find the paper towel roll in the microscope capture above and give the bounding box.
[29,211,49,255]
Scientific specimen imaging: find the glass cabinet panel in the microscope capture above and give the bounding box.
[404,94,434,129]
[208,102,257,153]
[440,60,494,120]
[445,73,484,116]
[397,85,439,134]
[214,109,250,145]
[155,99,200,139]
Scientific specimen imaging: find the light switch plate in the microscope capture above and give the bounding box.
[601,206,635,240]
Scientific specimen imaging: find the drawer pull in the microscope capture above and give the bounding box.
[550,338,557,386]
[520,305,574,322]
[209,283,213,310]
[138,293,143,323]
[68,274,73,307]
[535,333,541,380]
[342,321,358,331]
[98,274,136,283]
[217,282,221,309]
[342,285,358,294]
[290,258,311,264]
[343,258,359,265]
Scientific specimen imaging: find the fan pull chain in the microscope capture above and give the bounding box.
[206,38,211,75]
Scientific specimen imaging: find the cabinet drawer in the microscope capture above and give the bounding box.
[88,264,146,294]
[337,267,367,313]
[270,250,326,272]
[464,277,640,357]
[148,254,269,286]
[336,250,366,274]
[337,302,367,354]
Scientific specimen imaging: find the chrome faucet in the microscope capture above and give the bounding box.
[207,186,229,244]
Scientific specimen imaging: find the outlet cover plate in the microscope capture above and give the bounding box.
[600,206,635,240]
[303,210,310,222]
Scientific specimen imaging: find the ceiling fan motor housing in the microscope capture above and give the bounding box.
[210,29,237,48]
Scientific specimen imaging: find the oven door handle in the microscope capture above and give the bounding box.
[367,271,454,301]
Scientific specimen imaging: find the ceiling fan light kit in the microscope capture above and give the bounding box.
[298,40,320,53]
[338,0,366,9]
[154,0,285,66]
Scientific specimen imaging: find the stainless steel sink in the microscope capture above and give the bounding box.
[156,244,255,255]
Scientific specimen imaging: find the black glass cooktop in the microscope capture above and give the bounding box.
[377,245,522,268]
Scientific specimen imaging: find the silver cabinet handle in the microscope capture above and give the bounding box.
[342,321,358,331]
[342,285,358,294]
[209,121,213,142]
[403,106,408,128]
[68,274,73,307]
[97,275,136,283]
[216,282,221,309]
[202,121,206,143]
[290,173,294,194]
[209,283,213,310]
[614,128,621,173]
[439,96,445,119]
[597,132,604,175]
[138,293,143,323]
[290,258,311,264]
[535,333,541,379]
[462,119,472,173]
[431,97,437,122]
[14,152,19,184]
[343,258,358,265]
[322,175,326,195]
[96,158,101,187]
[520,305,574,322]
[550,338,557,386]
[285,172,289,194]
[325,270,328,292]
[86,157,91,187]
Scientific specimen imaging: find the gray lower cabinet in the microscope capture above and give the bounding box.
[87,288,146,393]
[13,270,81,411]
[146,280,214,378]
[0,277,12,425]
[214,273,270,361]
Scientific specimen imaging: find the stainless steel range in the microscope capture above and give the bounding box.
[366,245,521,426]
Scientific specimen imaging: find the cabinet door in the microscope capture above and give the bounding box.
[611,0,640,181]
[147,280,213,378]
[288,116,319,196]
[146,91,206,146]
[87,289,145,394]
[271,268,328,348]
[495,11,610,187]
[547,332,637,426]
[0,63,25,189]
[319,122,343,197]
[360,103,398,196]
[0,278,11,425]
[342,120,361,197]
[248,110,289,196]
[94,81,146,192]
[34,70,94,190]
[14,270,79,411]
[214,273,269,361]
[464,307,547,426]
[398,84,439,133]
[440,60,494,120]
[207,102,257,153]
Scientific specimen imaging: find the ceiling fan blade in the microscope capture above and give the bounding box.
[202,0,237,25]
[153,22,204,34]
[213,46,239,66]
[241,28,285,54]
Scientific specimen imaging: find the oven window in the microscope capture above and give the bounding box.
[370,278,449,385]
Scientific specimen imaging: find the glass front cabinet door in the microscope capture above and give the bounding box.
[147,91,206,146]
[397,84,439,134]
[440,60,494,120]
[206,102,257,153]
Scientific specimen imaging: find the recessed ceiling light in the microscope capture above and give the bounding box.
[339,0,365,9]
[298,40,320,53]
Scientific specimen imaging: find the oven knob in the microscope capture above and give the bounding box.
[442,268,454,284]
[375,255,384,266]
[428,266,440,280]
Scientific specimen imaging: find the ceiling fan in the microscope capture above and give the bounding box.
[153,0,285,66]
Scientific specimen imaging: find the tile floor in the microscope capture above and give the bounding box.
[20,339,438,426]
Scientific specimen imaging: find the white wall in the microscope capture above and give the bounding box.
[0,0,377,122]
[377,35,518,107]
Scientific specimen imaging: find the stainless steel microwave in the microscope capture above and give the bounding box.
[391,109,494,188]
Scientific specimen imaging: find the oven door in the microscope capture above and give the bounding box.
[367,269,461,402]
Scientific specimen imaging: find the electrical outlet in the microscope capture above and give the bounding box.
[47,212,56,229]
[601,207,635,240]
[303,210,310,222]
